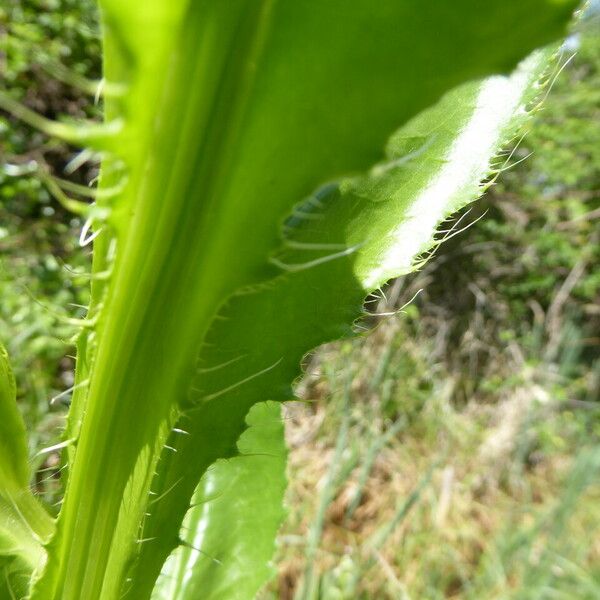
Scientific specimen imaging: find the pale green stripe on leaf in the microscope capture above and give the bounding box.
[356,54,547,288]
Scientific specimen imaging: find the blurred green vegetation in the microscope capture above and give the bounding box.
[1,2,599,598]
[1,0,98,495]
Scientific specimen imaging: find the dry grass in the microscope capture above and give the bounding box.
[261,284,600,599]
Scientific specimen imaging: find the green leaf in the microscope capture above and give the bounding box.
[0,344,54,594]
[31,2,577,599]
[152,401,286,600]
[0,343,29,492]
[130,51,553,600]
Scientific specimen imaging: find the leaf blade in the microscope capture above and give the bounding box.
[136,49,555,600]
[153,402,287,600]
[0,344,54,591]
[0,344,29,492]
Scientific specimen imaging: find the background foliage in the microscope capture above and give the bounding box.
[1,0,97,491]
[0,1,598,598]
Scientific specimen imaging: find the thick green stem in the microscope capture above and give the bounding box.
[33,3,278,598]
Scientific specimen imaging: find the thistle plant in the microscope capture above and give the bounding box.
[0,1,578,598]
